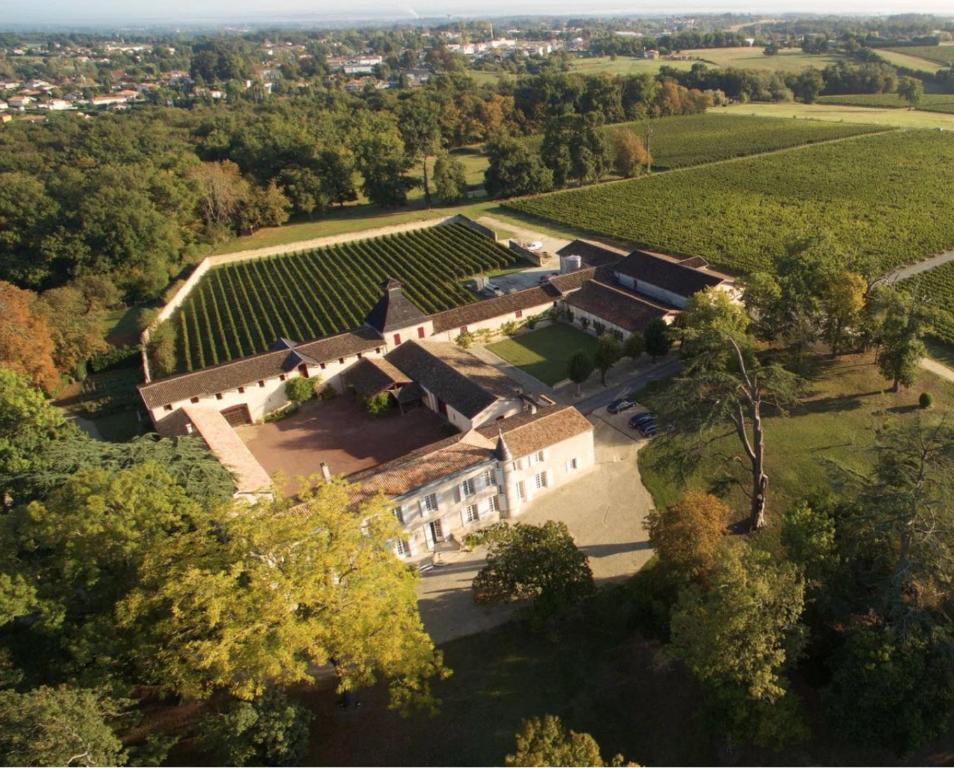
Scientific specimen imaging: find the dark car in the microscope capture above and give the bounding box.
[608,398,636,414]
[638,423,658,437]
[628,411,656,428]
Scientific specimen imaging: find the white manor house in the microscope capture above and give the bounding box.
[138,219,733,562]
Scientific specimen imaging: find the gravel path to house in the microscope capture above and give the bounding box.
[879,248,954,284]
[921,356,954,384]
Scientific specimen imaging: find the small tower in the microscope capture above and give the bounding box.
[363,277,432,350]
[496,425,520,517]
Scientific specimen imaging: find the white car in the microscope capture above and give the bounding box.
[526,241,543,251]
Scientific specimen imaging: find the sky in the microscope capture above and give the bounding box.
[3,0,953,27]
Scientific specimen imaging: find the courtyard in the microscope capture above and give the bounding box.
[236,396,453,495]
[485,323,600,387]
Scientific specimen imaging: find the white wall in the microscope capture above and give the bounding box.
[428,300,557,343]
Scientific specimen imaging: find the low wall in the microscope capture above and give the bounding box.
[508,240,543,266]
[445,213,497,241]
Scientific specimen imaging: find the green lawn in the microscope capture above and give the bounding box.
[720,101,954,129]
[873,48,944,74]
[885,44,954,66]
[691,46,843,73]
[637,353,954,518]
[817,92,954,115]
[487,324,599,386]
[567,55,696,76]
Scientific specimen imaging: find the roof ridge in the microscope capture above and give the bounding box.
[589,278,676,312]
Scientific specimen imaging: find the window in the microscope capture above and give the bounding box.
[421,493,438,514]
[461,326,468,334]
[163,404,173,412]
[298,364,308,377]
[190,396,199,404]
[393,507,404,524]
[258,380,265,387]
[279,374,286,381]
[481,469,495,488]
[376,347,382,354]
[534,472,547,490]
[517,481,526,501]
[487,494,500,513]
[338,357,344,364]
[417,326,426,339]
[535,450,546,463]
[515,309,523,319]
[320,363,326,370]
[237,386,245,394]
[463,504,479,524]
[357,352,363,359]
[461,478,476,497]
[566,457,579,472]
[393,333,402,345]
[395,538,410,557]
[215,393,223,400]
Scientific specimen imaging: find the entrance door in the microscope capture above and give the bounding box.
[437,398,448,417]
[220,404,252,426]
[429,519,445,544]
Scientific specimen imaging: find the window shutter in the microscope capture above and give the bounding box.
[454,485,462,503]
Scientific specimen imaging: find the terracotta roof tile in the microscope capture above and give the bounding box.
[477,404,593,458]
[556,239,627,268]
[613,250,727,298]
[566,280,673,333]
[344,357,410,397]
[429,286,559,334]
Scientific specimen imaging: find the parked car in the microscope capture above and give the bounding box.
[638,423,658,437]
[608,398,636,414]
[527,241,543,251]
[480,281,504,298]
[628,412,656,429]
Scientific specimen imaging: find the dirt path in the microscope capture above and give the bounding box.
[921,357,954,384]
[879,248,954,284]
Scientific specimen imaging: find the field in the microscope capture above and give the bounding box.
[170,222,521,372]
[638,353,954,514]
[903,261,954,344]
[486,324,600,386]
[509,130,954,276]
[720,101,954,128]
[817,92,954,114]
[872,48,943,74]
[886,44,954,66]
[566,55,696,76]
[689,45,843,72]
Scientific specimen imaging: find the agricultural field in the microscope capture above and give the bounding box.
[817,92,954,114]
[169,222,522,372]
[903,261,954,344]
[872,48,943,74]
[566,55,696,76]
[886,44,954,66]
[721,101,954,128]
[689,45,843,73]
[508,130,954,276]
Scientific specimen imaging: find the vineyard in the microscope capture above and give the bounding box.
[524,113,883,171]
[508,130,954,277]
[903,262,954,345]
[818,93,954,114]
[168,223,521,372]
[885,45,954,66]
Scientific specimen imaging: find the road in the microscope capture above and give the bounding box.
[573,358,682,414]
[879,248,954,285]
[921,356,954,384]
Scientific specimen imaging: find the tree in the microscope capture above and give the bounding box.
[646,491,730,582]
[353,122,418,208]
[39,285,109,377]
[670,542,806,747]
[200,687,312,766]
[285,375,317,403]
[316,149,358,208]
[609,127,651,178]
[897,76,924,107]
[0,686,127,767]
[820,271,867,356]
[567,352,594,396]
[623,332,645,361]
[0,282,59,393]
[466,521,594,620]
[117,480,446,704]
[506,715,630,767]
[643,317,671,360]
[593,334,621,386]
[433,153,468,203]
[398,93,441,205]
[0,172,58,288]
[188,160,250,237]
[484,135,554,198]
[572,114,610,185]
[665,288,800,530]
[793,68,824,103]
[868,286,932,392]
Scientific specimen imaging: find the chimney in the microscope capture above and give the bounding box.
[320,462,331,481]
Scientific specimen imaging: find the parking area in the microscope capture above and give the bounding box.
[236,397,451,495]
[417,418,655,644]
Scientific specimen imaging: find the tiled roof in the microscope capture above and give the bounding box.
[546,267,597,295]
[556,239,627,268]
[566,280,672,333]
[139,327,383,409]
[477,404,593,459]
[429,286,559,333]
[613,250,727,298]
[345,357,410,398]
[179,406,272,494]
[385,341,519,419]
[364,278,429,333]
[351,430,495,501]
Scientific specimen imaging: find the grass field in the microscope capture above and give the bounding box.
[873,48,944,74]
[817,92,954,114]
[690,45,843,72]
[720,101,954,128]
[170,223,522,371]
[637,353,954,515]
[567,55,696,76]
[509,130,954,276]
[886,44,954,66]
[486,324,599,386]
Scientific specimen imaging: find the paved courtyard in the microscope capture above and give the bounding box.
[236,397,451,494]
[417,417,655,644]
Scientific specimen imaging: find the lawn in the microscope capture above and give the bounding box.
[509,129,954,277]
[690,46,843,73]
[637,353,954,517]
[720,101,954,128]
[567,55,696,76]
[817,92,954,115]
[874,48,944,74]
[885,44,954,66]
[487,324,599,386]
